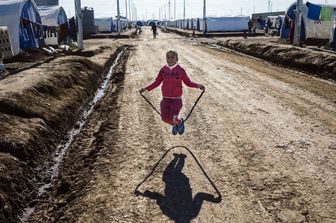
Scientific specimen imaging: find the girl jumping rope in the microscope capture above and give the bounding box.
[139,50,205,135]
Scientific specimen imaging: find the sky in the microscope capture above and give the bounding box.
[60,0,336,20]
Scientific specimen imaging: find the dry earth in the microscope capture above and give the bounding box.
[3,28,336,222]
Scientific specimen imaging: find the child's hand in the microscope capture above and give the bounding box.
[139,88,146,93]
[199,85,205,91]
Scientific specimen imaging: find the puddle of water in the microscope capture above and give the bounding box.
[19,49,124,222]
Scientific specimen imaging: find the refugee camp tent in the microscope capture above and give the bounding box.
[206,16,249,32]
[283,2,336,41]
[303,2,336,40]
[191,18,197,30]
[38,5,68,45]
[197,18,204,31]
[148,20,156,26]
[278,15,289,38]
[95,17,115,32]
[136,20,144,27]
[0,0,44,56]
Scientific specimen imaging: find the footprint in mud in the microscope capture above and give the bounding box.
[136,153,220,223]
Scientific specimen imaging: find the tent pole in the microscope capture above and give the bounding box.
[293,0,302,46]
[75,0,83,50]
[168,0,171,21]
[174,0,176,20]
[203,0,206,36]
[183,0,185,22]
[117,0,121,35]
[125,0,128,20]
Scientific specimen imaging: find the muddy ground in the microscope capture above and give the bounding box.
[13,28,335,223]
[0,39,124,222]
[213,39,336,81]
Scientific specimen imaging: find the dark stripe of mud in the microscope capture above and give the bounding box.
[27,46,132,223]
[213,40,336,81]
[0,46,127,223]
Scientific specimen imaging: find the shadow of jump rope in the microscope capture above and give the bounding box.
[134,145,222,203]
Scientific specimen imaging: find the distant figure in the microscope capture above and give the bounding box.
[151,22,157,39]
[257,16,263,29]
[265,18,271,36]
[248,19,253,33]
[289,20,295,43]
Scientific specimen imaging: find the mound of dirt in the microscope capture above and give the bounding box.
[0,44,123,222]
[216,40,336,80]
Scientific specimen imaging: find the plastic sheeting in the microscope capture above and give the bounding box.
[95,17,114,32]
[284,2,336,41]
[38,6,67,26]
[38,5,68,45]
[302,3,336,40]
[206,17,249,32]
[0,0,42,55]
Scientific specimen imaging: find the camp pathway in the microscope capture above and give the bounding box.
[29,28,336,222]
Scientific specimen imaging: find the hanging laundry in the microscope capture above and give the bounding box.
[306,2,322,20]
[59,23,68,42]
[320,7,333,21]
[68,17,77,41]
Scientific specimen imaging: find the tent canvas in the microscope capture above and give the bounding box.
[191,18,197,30]
[0,0,43,55]
[136,20,144,27]
[95,17,114,32]
[301,2,336,41]
[38,5,68,45]
[284,2,336,42]
[197,18,204,31]
[38,5,67,26]
[206,17,249,32]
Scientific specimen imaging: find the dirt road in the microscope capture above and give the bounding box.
[29,28,336,222]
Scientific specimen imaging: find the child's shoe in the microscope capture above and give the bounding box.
[177,118,185,135]
[172,124,178,135]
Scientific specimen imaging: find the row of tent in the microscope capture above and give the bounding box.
[94,17,130,33]
[164,17,250,32]
[0,0,71,57]
[280,1,336,43]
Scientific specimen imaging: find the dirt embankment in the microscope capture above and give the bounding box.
[213,40,336,81]
[28,46,131,223]
[0,43,123,222]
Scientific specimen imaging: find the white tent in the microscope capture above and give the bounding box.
[301,3,335,40]
[38,5,67,26]
[206,16,249,32]
[0,0,43,56]
[285,2,336,42]
[191,18,197,30]
[38,5,68,45]
[197,18,204,31]
[95,17,114,32]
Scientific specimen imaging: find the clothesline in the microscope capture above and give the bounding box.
[306,2,336,21]
[21,17,68,30]
[21,17,70,40]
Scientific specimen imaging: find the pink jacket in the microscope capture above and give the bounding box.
[145,64,199,98]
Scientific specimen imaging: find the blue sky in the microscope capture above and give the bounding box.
[60,0,336,19]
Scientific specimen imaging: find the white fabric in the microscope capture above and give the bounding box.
[0,0,40,55]
[95,17,113,32]
[38,6,67,45]
[199,18,204,31]
[206,16,249,32]
[38,6,67,26]
[301,4,335,41]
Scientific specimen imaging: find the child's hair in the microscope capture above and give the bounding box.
[166,50,179,61]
